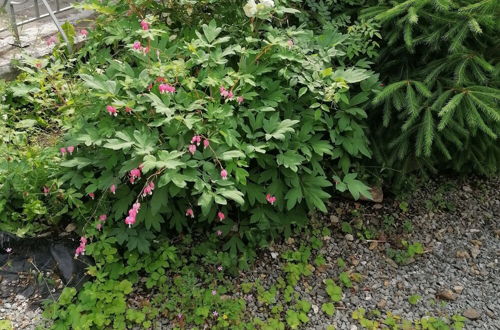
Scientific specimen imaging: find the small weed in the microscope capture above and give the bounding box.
[408,294,421,305]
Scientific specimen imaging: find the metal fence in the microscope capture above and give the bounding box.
[1,0,79,51]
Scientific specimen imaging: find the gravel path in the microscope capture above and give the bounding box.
[1,176,498,329]
[237,177,500,329]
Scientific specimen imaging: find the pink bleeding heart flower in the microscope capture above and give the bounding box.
[142,181,155,197]
[35,62,42,69]
[96,223,102,231]
[191,135,202,146]
[188,144,197,155]
[125,203,140,228]
[106,105,117,116]
[237,96,244,104]
[226,90,234,100]
[159,83,175,93]
[129,168,142,184]
[46,35,57,46]
[185,208,194,218]
[110,184,116,194]
[99,214,107,221]
[220,169,228,180]
[140,20,150,31]
[88,192,95,200]
[75,237,87,257]
[203,139,210,149]
[266,193,276,205]
[43,186,50,196]
[142,46,150,54]
[217,211,225,221]
[287,39,294,48]
[60,147,67,156]
[80,29,88,37]
[125,107,133,114]
[133,41,142,50]
[67,146,75,154]
[219,86,229,97]
[74,246,84,257]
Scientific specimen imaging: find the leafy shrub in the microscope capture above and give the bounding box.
[59,1,377,259]
[362,0,500,180]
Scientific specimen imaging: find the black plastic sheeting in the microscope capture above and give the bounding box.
[0,231,91,301]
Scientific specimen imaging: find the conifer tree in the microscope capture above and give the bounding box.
[362,0,500,179]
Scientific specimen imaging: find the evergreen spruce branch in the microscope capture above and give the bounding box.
[434,134,452,159]
[432,0,452,11]
[443,125,465,148]
[454,57,470,85]
[402,111,420,131]
[403,23,414,51]
[393,89,406,111]
[423,108,435,156]
[471,55,494,72]
[413,81,432,97]
[372,81,407,105]
[424,60,450,84]
[406,84,419,115]
[464,96,480,129]
[459,0,495,13]
[468,86,500,99]
[415,121,425,156]
[375,0,419,23]
[468,93,500,122]
[448,24,469,52]
[447,119,470,138]
[382,101,392,127]
[439,92,464,117]
[407,7,419,24]
[467,19,483,34]
[469,62,488,84]
[431,89,453,110]
[468,100,497,138]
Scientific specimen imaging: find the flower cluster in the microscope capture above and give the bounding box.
[140,20,150,31]
[188,135,209,155]
[129,167,142,184]
[96,214,107,230]
[75,237,87,257]
[266,194,276,205]
[60,146,75,156]
[125,203,141,227]
[132,41,150,54]
[142,181,155,196]
[243,0,275,18]
[220,86,244,104]
[217,211,225,221]
[185,208,194,218]
[106,105,118,116]
[159,83,176,94]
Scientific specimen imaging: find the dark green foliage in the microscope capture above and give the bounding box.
[362,0,500,180]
